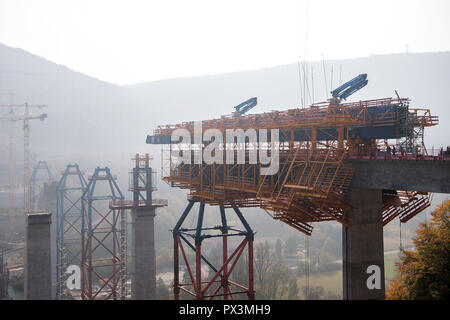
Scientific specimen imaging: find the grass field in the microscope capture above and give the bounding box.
[294,251,403,298]
[296,270,342,296]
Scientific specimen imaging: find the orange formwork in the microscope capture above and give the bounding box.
[150,97,438,234]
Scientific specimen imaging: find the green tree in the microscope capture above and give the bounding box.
[156,246,173,271]
[387,200,450,300]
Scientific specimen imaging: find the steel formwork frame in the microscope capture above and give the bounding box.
[108,153,168,211]
[153,98,437,139]
[164,145,354,235]
[173,201,254,300]
[81,167,126,300]
[30,160,55,210]
[382,190,433,226]
[149,96,438,234]
[129,153,156,207]
[56,164,87,299]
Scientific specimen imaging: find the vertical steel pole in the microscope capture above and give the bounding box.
[88,234,92,299]
[338,126,344,150]
[220,206,229,300]
[172,201,195,300]
[81,216,85,299]
[222,235,228,299]
[112,209,117,299]
[195,202,205,299]
[173,236,180,300]
[195,243,202,299]
[248,240,254,300]
[8,94,15,238]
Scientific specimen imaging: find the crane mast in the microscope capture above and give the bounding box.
[0,103,47,238]
[8,94,15,238]
[23,104,29,212]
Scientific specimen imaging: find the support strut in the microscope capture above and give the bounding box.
[172,201,255,300]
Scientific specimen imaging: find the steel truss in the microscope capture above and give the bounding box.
[151,96,438,235]
[81,167,126,300]
[173,201,254,300]
[56,164,87,299]
[165,146,354,235]
[109,154,168,210]
[382,190,433,226]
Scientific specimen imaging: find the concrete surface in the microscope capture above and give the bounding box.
[350,159,450,193]
[131,207,156,300]
[343,188,385,300]
[25,211,52,300]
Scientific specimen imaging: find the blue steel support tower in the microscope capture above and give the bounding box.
[56,164,87,299]
[81,167,126,300]
[109,154,168,299]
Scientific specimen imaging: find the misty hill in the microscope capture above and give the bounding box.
[0,43,142,156]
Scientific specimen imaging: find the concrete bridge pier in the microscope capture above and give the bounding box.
[39,182,58,300]
[131,207,156,300]
[25,211,52,300]
[343,188,385,300]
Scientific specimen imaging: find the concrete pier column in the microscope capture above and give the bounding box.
[39,182,58,300]
[131,207,156,300]
[25,211,52,300]
[343,188,385,300]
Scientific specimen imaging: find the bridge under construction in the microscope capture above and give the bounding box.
[146,74,450,300]
[2,74,449,301]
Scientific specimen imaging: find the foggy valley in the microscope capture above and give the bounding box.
[1,42,449,300]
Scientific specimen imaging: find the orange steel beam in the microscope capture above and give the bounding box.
[148,97,437,235]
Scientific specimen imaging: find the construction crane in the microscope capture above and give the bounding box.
[330,73,368,102]
[233,97,258,116]
[0,70,46,236]
[0,92,16,239]
[0,103,47,237]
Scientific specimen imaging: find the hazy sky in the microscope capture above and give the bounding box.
[1,0,449,85]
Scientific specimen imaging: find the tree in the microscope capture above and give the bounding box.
[254,241,273,288]
[262,259,290,299]
[387,200,450,300]
[286,277,299,300]
[275,238,283,258]
[156,246,173,271]
[254,241,291,299]
[302,285,325,300]
[285,235,298,256]
[230,248,249,290]
[156,277,170,299]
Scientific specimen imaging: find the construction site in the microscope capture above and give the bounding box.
[0,67,449,300]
